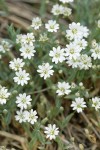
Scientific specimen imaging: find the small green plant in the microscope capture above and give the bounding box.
[0,0,100,149]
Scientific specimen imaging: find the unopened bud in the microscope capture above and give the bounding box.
[41,117,48,124]
[71,137,75,142]
[12,90,17,95]
[91,40,98,48]
[3,109,8,115]
[30,81,34,86]
[85,128,89,135]
[75,92,80,97]
[52,85,56,90]
[60,106,64,112]
[59,70,63,74]
[79,144,84,150]
[79,82,83,86]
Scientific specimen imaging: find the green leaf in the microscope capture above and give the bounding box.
[4,111,11,126]
[0,0,8,12]
[7,24,20,42]
[39,0,46,18]
[37,130,45,144]
[61,112,74,129]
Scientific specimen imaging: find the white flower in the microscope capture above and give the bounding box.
[44,124,59,140]
[15,110,28,123]
[20,44,36,59]
[0,40,12,53]
[39,33,48,42]
[16,93,32,110]
[62,7,72,17]
[26,109,38,124]
[66,22,82,40]
[66,22,89,40]
[91,97,100,111]
[80,25,89,38]
[66,57,80,68]
[74,39,88,51]
[37,63,54,79]
[91,45,100,60]
[0,86,10,105]
[51,4,64,16]
[79,54,92,70]
[66,54,92,70]
[51,4,71,16]
[9,58,25,71]
[16,34,23,44]
[56,82,71,96]
[45,20,59,32]
[65,43,81,60]
[13,69,30,86]
[71,97,86,113]
[59,0,74,3]
[49,46,65,64]
[31,17,42,30]
[16,33,35,46]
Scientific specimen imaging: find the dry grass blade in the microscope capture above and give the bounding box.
[0,131,28,150]
[81,112,100,140]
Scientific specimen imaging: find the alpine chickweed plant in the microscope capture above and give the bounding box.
[0,0,100,149]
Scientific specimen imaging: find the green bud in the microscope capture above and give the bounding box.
[41,117,48,124]
[3,109,8,115]
[52,85,56,90]
[60,106,64,112]
[12,90,18,95]
[30,81,34,86]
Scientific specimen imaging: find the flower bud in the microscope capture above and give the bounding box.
[3,109,8,115]
[41,117,48,124]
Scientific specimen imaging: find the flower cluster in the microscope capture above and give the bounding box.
[65,22,92,70]
[15,92,38,124]
[51,4,72,16]
[0,0,100,145]
[56,81,100,112]
[15,109,38,124]
[10,32,36,86]
[15,92,59,140]
[16,32,35,46]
